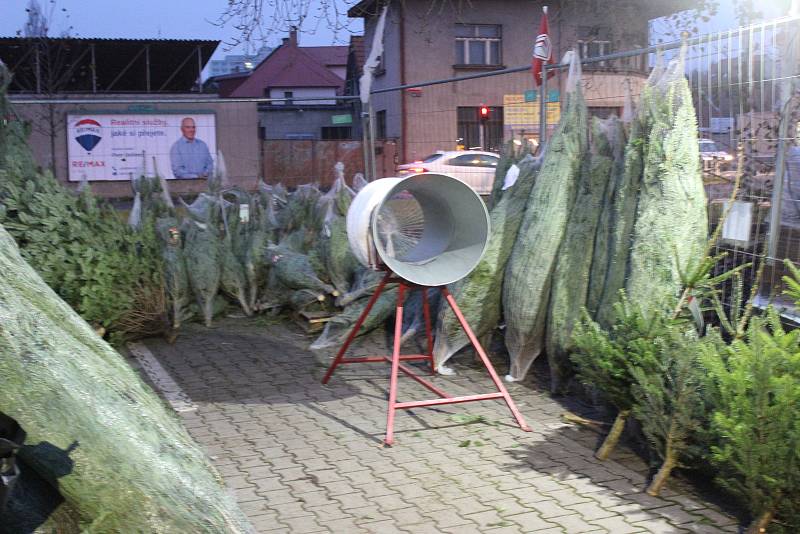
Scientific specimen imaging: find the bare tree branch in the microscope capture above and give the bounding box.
[211,0,363,50]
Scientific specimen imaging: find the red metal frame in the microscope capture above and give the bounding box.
[322,272,532,445]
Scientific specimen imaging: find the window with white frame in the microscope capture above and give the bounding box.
[577,26,612,67]
[455,24,502,66]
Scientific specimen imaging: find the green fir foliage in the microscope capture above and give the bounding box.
[0,157,165,343]
[571,295,669,412]
[701,310,800,530]
[630,328,705,496]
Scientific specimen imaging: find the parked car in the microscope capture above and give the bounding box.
[396,150,500,194]
[699,138,734,176]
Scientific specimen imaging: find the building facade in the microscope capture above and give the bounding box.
[221,30,357,141]
[349,0,687,163]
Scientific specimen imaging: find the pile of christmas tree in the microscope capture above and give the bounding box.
[0,60,254,533]
[563,49,799,532]
[0,67,166,345]
[427,47,797,532]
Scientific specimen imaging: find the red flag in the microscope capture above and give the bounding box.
[532,6,553,87]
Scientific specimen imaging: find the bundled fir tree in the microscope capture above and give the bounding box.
[155,217,193,331]
[219,188,255,316]
[184,218,223,327]
[546,116,616,392]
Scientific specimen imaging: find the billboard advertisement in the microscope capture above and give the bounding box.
[67,112,217,181]
[503,94,560,127]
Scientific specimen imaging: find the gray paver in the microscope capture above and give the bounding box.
[651,504,706,525]
[139,319,740,534]
[588,515,646,533]
[504,510,553,530]
[549,513,608,533]
[631,517,691,533]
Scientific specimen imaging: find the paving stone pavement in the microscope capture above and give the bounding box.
[140,318,740,534]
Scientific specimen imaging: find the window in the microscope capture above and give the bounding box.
[457,106,503,152]
[376,47,386,76]
[321,126,352,140]
[479,154,499,167]
[455,24,501,66]
[376,110,387,139]
[283,91,294,105]
[421,153,444,163]
[449,154,483,167]
[447,154,499,167]
[577,26,612,67]
[588,106,621,119]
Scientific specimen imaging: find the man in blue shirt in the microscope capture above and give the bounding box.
[169,117,214,179]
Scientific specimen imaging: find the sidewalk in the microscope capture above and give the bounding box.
[138,317,738,534]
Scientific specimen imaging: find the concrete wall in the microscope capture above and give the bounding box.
[260,105,359,140]
[13,95,260,198]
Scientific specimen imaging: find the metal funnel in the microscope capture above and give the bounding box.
[347,173,490,286]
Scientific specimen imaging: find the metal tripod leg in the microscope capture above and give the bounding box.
[422,288,435,374]
[384,284,406,446]
[321,272,391,385]
[440,287,532,432]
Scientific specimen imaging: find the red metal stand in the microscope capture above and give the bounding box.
[322,272,532,445]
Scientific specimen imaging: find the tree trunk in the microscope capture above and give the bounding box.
[646,451,677,496]
[745,508,775,534]
[595,410,629,460]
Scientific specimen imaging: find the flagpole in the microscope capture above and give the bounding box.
[539,66,547,143]
[368,101,378,180]
[362,107,372,180]
[538,6,548,143]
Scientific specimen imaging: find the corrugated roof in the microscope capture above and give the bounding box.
[303,46,348,67]
[0,37,218,93]
[347,0,381,17]
[0,36,218,44]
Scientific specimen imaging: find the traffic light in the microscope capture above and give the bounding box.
[479,105,490,121]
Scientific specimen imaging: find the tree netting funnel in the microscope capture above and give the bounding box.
[347,173,490,286]
[332,172,529,446]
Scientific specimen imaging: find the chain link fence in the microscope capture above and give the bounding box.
[365,14,800,318]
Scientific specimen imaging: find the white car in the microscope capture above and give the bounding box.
[396,150,500,194]
[699,138,734,174]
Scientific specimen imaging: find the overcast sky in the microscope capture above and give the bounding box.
[0,0,364,56]
[1,0,794,61]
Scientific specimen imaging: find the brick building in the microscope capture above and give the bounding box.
[349,0,690,162]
